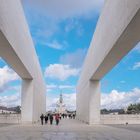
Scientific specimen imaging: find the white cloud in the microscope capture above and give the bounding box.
[47,88,140,111]
[46,96,58,111]
[101,88,140,109]
[0,65,21,107]
[47,84,75,90]
[46,93,76,111]
[64,19,84,36]
[60,48,87,68]
[47,84,57,90]
[63,93,76,111]
[46,40,68,50]
[9,86,21,93]
[0,66,19,93]
[59,85,75,89]
[65,20,76,32]
[22,0,104,19]
[132,62,140,70]
[0,93,21,107]
[45,64,80,80]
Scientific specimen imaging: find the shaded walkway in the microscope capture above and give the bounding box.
[0,119,140,139]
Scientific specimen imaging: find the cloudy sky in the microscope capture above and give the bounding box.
[0,0,140,110]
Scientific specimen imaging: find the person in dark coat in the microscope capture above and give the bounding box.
[44,115,48,124]
[40,114,44,125]
[73,114,76,119]
[62,114,65,119]
[59,114,61,120]
[49,114,53,125]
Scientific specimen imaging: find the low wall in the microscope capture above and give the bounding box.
[101,114,140,124]
[0,114,21,124]
[1,114,140,125]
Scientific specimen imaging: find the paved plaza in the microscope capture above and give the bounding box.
[0,119,140,140]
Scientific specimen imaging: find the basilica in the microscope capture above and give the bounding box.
[55,94,67,114]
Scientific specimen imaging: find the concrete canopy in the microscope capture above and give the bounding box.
[0,0,46,123]
[77,0,140,124]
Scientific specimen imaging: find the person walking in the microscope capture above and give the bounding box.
[49,114,53,125]
[55,114,59,125]
[59,114,61,120]
[44,115,48,124]
[62,114,65,119]
[73,114,76,119]
[40,114,44,125]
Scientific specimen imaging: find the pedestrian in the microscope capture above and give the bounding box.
[59,114,61,120]
[73,114,76,119]
[44,115,48,124]
[62,114,64,118]
[50,114,53,125]
[55,114,59,125]
[40,114,44,125]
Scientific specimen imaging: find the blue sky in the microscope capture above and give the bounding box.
[102,43,140,93]
[0,0,140,110]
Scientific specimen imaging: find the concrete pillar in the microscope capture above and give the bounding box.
[0,0,46,123]
[21,79,46,123]
[21,79,34,123]
[77,0,140,125]
[89,80,100,124]
[77,80,100,124]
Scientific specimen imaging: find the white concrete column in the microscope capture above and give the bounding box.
[89,80,100,124]
[0,0,46,124]
[21,79,34,123]
[21,79,46,123]
[77,80,100,124]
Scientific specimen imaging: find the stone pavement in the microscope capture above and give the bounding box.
[0,119,140,140]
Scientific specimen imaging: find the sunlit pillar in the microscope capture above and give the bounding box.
[77,80,100,124]
[21,79,34,123]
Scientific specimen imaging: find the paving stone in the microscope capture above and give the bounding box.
[0,119,140,140]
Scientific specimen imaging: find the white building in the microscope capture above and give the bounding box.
[56,94,66,114]
[0,109,16,114]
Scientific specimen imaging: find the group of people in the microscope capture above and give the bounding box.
[61,113,76,119]
[40,113,60,125]
[40,113,76,125]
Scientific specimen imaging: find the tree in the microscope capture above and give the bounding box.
[118,109,125,114]
[15,106,21,114]
[127,103,140,114]
[101,109,109,114]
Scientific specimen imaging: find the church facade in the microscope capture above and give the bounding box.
[56,94,66,114]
